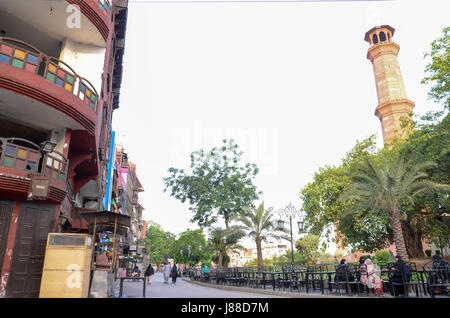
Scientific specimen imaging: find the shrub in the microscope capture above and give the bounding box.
[425,249,432,258]
[373,250,390,269]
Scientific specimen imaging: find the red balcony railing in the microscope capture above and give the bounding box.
[0,137,41,173]
[0,37,99,112]
[0,137,69,183]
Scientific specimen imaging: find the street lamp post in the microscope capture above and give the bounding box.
[277,203,304,270]
[181,245,192,276]
[187,245,191,275]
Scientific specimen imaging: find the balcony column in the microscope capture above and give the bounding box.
[63,129,71,159]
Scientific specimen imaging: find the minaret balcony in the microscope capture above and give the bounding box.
[0,37,98,134]
[0,137,68,203]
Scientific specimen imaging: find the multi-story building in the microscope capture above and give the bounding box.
[0,0,128,297]
[110,145,146,262]
[228,242,288,267]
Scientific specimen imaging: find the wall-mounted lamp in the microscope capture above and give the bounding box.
[58,214,69,227]
[40,140,57,154]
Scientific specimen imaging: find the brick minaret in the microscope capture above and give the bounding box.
[365,25,415,144]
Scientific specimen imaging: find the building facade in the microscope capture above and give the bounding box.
[228,242,288,267]
[0,0,128,297]
[111,145,146,263]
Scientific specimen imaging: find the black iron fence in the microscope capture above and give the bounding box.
[184,260,449,298]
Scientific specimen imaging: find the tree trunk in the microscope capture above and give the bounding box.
[218,251,223,269]
[390,209,409,260]
[403,221,425,259]
[256,237,263,273]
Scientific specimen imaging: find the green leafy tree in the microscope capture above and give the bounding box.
[207,226,245,268]
[143,221,176,263]
[231,202,289,272]
[422,26,449,111]
[163,139,261,229]
[373,250,391,269]
[295,234,320,265]
[300,136,379,247]
[170,229,211,267]
[389,111,450,258]
[301,131,449,257]
[275,249,307,266]
[339,155,449,260]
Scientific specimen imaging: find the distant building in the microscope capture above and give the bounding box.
[111,145,146,263]
[227,242,288,267]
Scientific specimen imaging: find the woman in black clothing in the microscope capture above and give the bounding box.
[171,262,179,284]
[390,255,410,296]
[145,263,155,285]
[334,259,347,282]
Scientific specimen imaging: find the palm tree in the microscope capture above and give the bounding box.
[231,202,289,272]
[208,226,245,268]
[340,155,449,260]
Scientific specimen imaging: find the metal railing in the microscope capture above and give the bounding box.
[0,37,99,112]
[185,262,450,298]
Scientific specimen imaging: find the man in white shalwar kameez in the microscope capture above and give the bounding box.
[163,262,172,284]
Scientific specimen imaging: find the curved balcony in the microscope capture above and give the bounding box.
[66,0,112,41]
[0,137,69,203]
[0,37,99,134]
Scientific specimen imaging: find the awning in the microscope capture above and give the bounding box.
[79,210,131,235]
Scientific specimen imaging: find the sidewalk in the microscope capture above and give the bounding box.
[182,278,350,298]
[113,272,403,298]
[112,272,281,298]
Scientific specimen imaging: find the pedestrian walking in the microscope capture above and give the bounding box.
[145,263,155,285]
[171,262,179,284]
[163,262,172,284]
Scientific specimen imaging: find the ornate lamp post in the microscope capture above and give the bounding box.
[277,203,304,270]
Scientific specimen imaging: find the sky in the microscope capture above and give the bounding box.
[112,0,449,251]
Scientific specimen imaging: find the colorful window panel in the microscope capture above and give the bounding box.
[1,144,39,171]
[45,156,67,182]
[46,63,75,93]
[0,43,39,73]
[98,0,110,16]
[79,81,97,110]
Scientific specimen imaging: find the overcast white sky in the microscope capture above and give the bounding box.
[112,0,449,251]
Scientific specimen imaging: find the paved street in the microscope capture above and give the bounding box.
[115,273,282,298]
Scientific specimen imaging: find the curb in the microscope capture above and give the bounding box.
[181,278,351,298]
